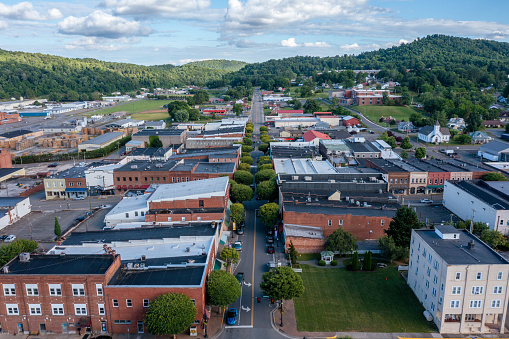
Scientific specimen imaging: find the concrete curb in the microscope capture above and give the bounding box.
[270,307,299,339]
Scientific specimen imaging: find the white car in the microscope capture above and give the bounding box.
[73,196,85,200]
[100,205,112,209]
[5,235,16,242]
[420,199,433,203]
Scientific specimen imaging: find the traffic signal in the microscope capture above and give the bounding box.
[257,297,260,303]
[271,298,274,304]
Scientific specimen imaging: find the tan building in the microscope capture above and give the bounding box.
[408,225,509,335]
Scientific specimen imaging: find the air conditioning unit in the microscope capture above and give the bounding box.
[19,253,30,262]
[131,165,138,169]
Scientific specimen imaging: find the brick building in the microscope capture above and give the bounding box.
[0,150,12,169]
[278,174,396,252]
[113,159,235,194]
[0,254,121,334]
[131,129,186,149]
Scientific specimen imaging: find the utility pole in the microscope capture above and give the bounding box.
[470,209,476,233]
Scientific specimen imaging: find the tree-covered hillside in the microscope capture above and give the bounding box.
[186,60,247,71]
[0,50,237,100]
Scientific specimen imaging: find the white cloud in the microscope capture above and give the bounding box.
[65,36,139,50]
[340,43,361,50]
[281,38,299,47]
[0,1,62,21]
[179,58,212,65]
[58,10,152,39]
[101,0,223,20]
[303,41,330,48]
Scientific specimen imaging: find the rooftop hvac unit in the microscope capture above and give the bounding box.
[2,266,8,274]
[141,255,146,261]
[19,253,30,262]
[131,165,138,169]
[304,176,312,181]
[155,163,163,168]
[186,247,191,252]
[187,259,196,263]
[134,264,140,269]
[127,263,133,269]
[356,201,360,206]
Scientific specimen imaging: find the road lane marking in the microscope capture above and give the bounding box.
[251,208,256,326]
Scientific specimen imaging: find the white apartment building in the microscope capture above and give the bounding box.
[443,180,509,235]
[408,225,509,334]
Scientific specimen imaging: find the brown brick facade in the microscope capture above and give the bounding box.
[285,237,325,253]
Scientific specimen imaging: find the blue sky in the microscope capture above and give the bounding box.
[0,0,508,66]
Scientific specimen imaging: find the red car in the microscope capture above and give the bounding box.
[267,246,275,254]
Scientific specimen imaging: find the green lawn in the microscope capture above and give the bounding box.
[354,105,421,123]
[294,265,436,333]
[86,99,168,116]
[131,112,169,121]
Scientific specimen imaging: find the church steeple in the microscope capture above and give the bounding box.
[433,120,440,134]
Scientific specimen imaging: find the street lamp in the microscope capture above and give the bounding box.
[280,298,284,327]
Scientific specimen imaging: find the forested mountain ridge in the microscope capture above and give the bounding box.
[221,35,509,90]
[0,50,239,100]
[185,60,247,71]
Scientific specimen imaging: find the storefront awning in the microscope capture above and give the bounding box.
[134,185,140,189]
[65,188,87,192]
[140,185,150,189]
[128,185,133,189]
[122,185,127,189]
[117,185,121,190]
[427,185,443,188]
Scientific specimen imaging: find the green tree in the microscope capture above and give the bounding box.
[480,229,506,249]
[385,206,422,248]
[363,251,373,271]
[258,143,269,153]
[258,163,273,171]
[378,236,408,260]
[246,126,253,134]
[0,239,38,267]
[238,163,251,171]
[255,169,276,184]
[351,251,360,271]
[401,91,411,105]
[293,100,302,110]
[207,270,241,308]
[233,103,243,116]
[148,135,163,148]
[483,172,508,181]
[400,137,412,149]
[168,101,190,116]
[260,126,268,133]
[401,150,408,159]
[259,202,279,227]
[242,145,253,153]
[256,180,278,201]
[220,247,239,271]
[230,203,245,224]
[455,134,471,145]
[145,293,196,337]
[260,266,304,325]
[386,136,397,149]
[260,135,271,143]
[188,109,200,121]
[288,241,298,265]
[191,89,209,104]
[230,183,253,202]
[415,147,426,159]
[173,109,189,122]
[454,219,489,235]
[243,137,253,146]
[54,216,61,238]
[382,92,389,105]
[234,170,253,185]
[503,83,509,98]
[325,228,357,257]
[303,99,320,113]
[257,155,272,165]
[240,156,253,165]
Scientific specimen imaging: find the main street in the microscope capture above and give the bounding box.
[219,89,287,339]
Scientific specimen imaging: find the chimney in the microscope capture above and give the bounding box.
[468,240,475,250]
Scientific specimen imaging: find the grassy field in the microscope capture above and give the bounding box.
[294,265,435,333]
[87,100,168,116]
[354,105,421,123]
[131,111,169,121]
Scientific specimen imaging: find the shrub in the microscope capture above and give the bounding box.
[331,260,338,266]
[351,251,360,271]
[318,260,326,266]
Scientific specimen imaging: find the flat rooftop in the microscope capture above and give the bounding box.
[193,162,235,173]
[449,180,509,210]
[133,129,184,136]
[115,159,179,172]
[415,229,509,265]
[148,176,229,202]
[81,132,124,145]
[368,158,408,173]
[347,141,379,153]
[4,254,115,275]
[0,130,34,139]
[108,266,204,286]
[0,197,27,207]
[128,147,170,157]
[273,158,338,174]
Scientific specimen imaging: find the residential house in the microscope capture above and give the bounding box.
[469,131,493,144]
[482,120,506,128]
[398,121,415,133]
[342,116,360,127]
[447,118,466,130]
[302,130,331,146]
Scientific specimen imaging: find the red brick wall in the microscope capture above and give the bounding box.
[146,211,226,223]
[66,178,86,189]
[284,211,392,241]
[286,237,326,253]
[426,171,450,185]
[0,256,121,334]
[148,196,226,210]
[0,149,12,168]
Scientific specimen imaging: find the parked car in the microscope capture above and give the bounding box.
[48,163,58,167]
[73,196,85,200]
[226,308,237,325]
[266,228,274,236]
[0,235,8,242]
[5,235,16,242]
[266,235,274,244]
[236,227,244,235]
[234,241,242,251]
[100,205,112,209]
[235,272,244,284]
[75,215,87,221]
[420,199,433,203]
[267,246,275,254]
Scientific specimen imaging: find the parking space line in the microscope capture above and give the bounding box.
[251,209,256,326]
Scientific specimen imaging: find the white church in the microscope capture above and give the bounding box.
[418,121,450,144]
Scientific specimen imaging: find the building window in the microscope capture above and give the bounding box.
[157,177,160,182]
[440,283,444,292]
[455,272,461,280]
[182,217,186,221]
[433,275,437,284]
[77,182,82,186]
[98,304,105,315]
[452,286,461,295]
[176,177,180,182]
[69,182,74,187]
[114,320,131,324]
[125,213,129,218]
[465,314,476,321]
[123,177,126,182]
[430,302,435,312]
[29,304,42,315]
[199,200,204,208]
[135,177,138,181]
[117,177,120,182]
[493,286,503,294]
[72,284,85,296]
[172,177,175,183]
[135,211,138,217]
[3,284,15,296]
[26,284,39,296]
[471,286,484,295]
[492,300,501,308]
[129,177,132,181]
[498,271,503,280]
[96,284,103,296]
[476,272,482,280]
[52,304,64,315]
[450,300,460,308]
[469,300,482,308]
[141,211,144,216]
[168,217,172,221]
[126,299,132,307]
[428,254,432,263]
[427,267,431,277]
[433,260,439,270]
[432,287,436,297]
[74,304,87,315]
[438,296,443,305]
[6,304,19,315]
[163,177,166,181]
[381,220,385,226]
[49,284,62,296]
[143,299,149,308]
[339,220,343,226]
[113,299,119,307]
[328,220,332,226]
[144,177,148,181]
[425,280,429,288]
